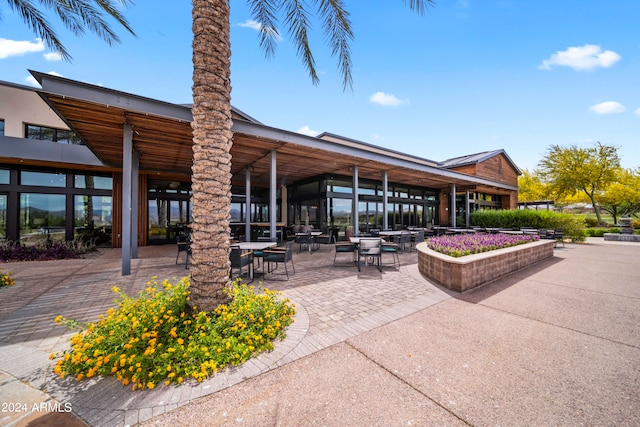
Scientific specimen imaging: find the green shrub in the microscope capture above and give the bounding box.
[584,228,606,237]
[51,278,295,390]
[632,218,640,230]
[470,209,585,242]
[583,216,598,228]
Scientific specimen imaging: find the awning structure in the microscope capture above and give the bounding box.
[31,71,517,194]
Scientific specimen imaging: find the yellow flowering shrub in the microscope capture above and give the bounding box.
[0,270,15,287]
[51,277,295,390]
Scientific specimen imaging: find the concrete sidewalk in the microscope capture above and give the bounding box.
[1,238,639,426]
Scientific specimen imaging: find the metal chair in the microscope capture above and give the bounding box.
[230,247,253,283]
[410,229,425,251]
[395,231,412,252]
[357,238,382,272]
[254,236,277,267]
[295,232,316,253]
[381,241,400,268]
[176,234,191,268]
[263,241,295,280]
[333,241,356,266]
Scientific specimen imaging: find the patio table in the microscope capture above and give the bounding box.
[231,241,278,278]
[295,231,322,253]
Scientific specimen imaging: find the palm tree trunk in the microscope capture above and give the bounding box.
[190,0,233,312]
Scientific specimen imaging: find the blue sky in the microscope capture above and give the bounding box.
[1,0,638,172]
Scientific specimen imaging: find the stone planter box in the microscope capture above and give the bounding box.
[417,240,555,292]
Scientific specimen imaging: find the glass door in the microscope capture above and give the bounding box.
[148,197,190,244]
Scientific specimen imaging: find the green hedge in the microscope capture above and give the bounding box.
[469,210,586,242]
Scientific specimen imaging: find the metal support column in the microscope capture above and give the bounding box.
[121,123,133,276]
[131,150,139,259]
[270,150,277,241]
[245,166,251,242]
[450,183,456,228]
[352,165,359,236]
[382,171,389,230]
[465,189,470,229]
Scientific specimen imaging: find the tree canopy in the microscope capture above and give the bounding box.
[536,142,622,225]
[3,0,136,61]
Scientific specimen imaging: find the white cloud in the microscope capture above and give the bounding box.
[0,38,45,59]
[237,19,282,42]
[297,125,319,137]
[238,19,261,31]
[44,51,63,61]
[589,101,625,114]
[24,71,63,87]
[539,44,621,71]
[369,92,408,107]
[634,107,640,116]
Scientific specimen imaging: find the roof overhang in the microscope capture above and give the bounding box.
[31,71,517,192]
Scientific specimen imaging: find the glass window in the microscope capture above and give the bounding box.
[293,182,319,197]
[328,198,352,229]
[19,193,66,243]
[358,183,376,196]
[396,188,408,198]
[230,202,243,222]
[327,177,353,194]
[21,171,66,187]
[74,195,112,246]
[0,169,9,184]
[0,119,4,136]
[25,124,82,144]
[74,174,113,190]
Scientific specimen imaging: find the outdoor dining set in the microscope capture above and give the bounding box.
[175,225,563,281]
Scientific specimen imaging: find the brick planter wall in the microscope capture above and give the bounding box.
[417,240,555,292]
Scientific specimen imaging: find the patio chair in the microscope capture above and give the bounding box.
[333,241,356,266]
[357,238,382,272]
[254,236,277,267]
[381,241,400,268]
[410,229,425,251]
[395,231,412,252]
[295,232,316,253]
[176,234,191,268]
[230,247,253,283]
[263,241,295,280]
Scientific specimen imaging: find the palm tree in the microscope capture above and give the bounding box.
[190,0,433,312]
[2,0,135,61]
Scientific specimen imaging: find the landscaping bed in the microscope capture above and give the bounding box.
[417,239,555,292]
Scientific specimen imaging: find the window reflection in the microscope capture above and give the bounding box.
[19,193,66,243]
[74,195,112,246]
[74,175,113,190]
[21,171,66,187]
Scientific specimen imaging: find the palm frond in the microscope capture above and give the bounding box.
[316,0,353,91]
[247,0,280,59]
[282,0,319,86]
[6,0,72,60]
[401,0,436,16]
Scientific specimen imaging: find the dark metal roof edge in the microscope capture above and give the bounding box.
[317,131,441,166]
[235,122,517,190]
[442,149,522,175]
[30,70,193,122]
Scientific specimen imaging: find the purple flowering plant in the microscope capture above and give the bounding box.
[426,233,539,258]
